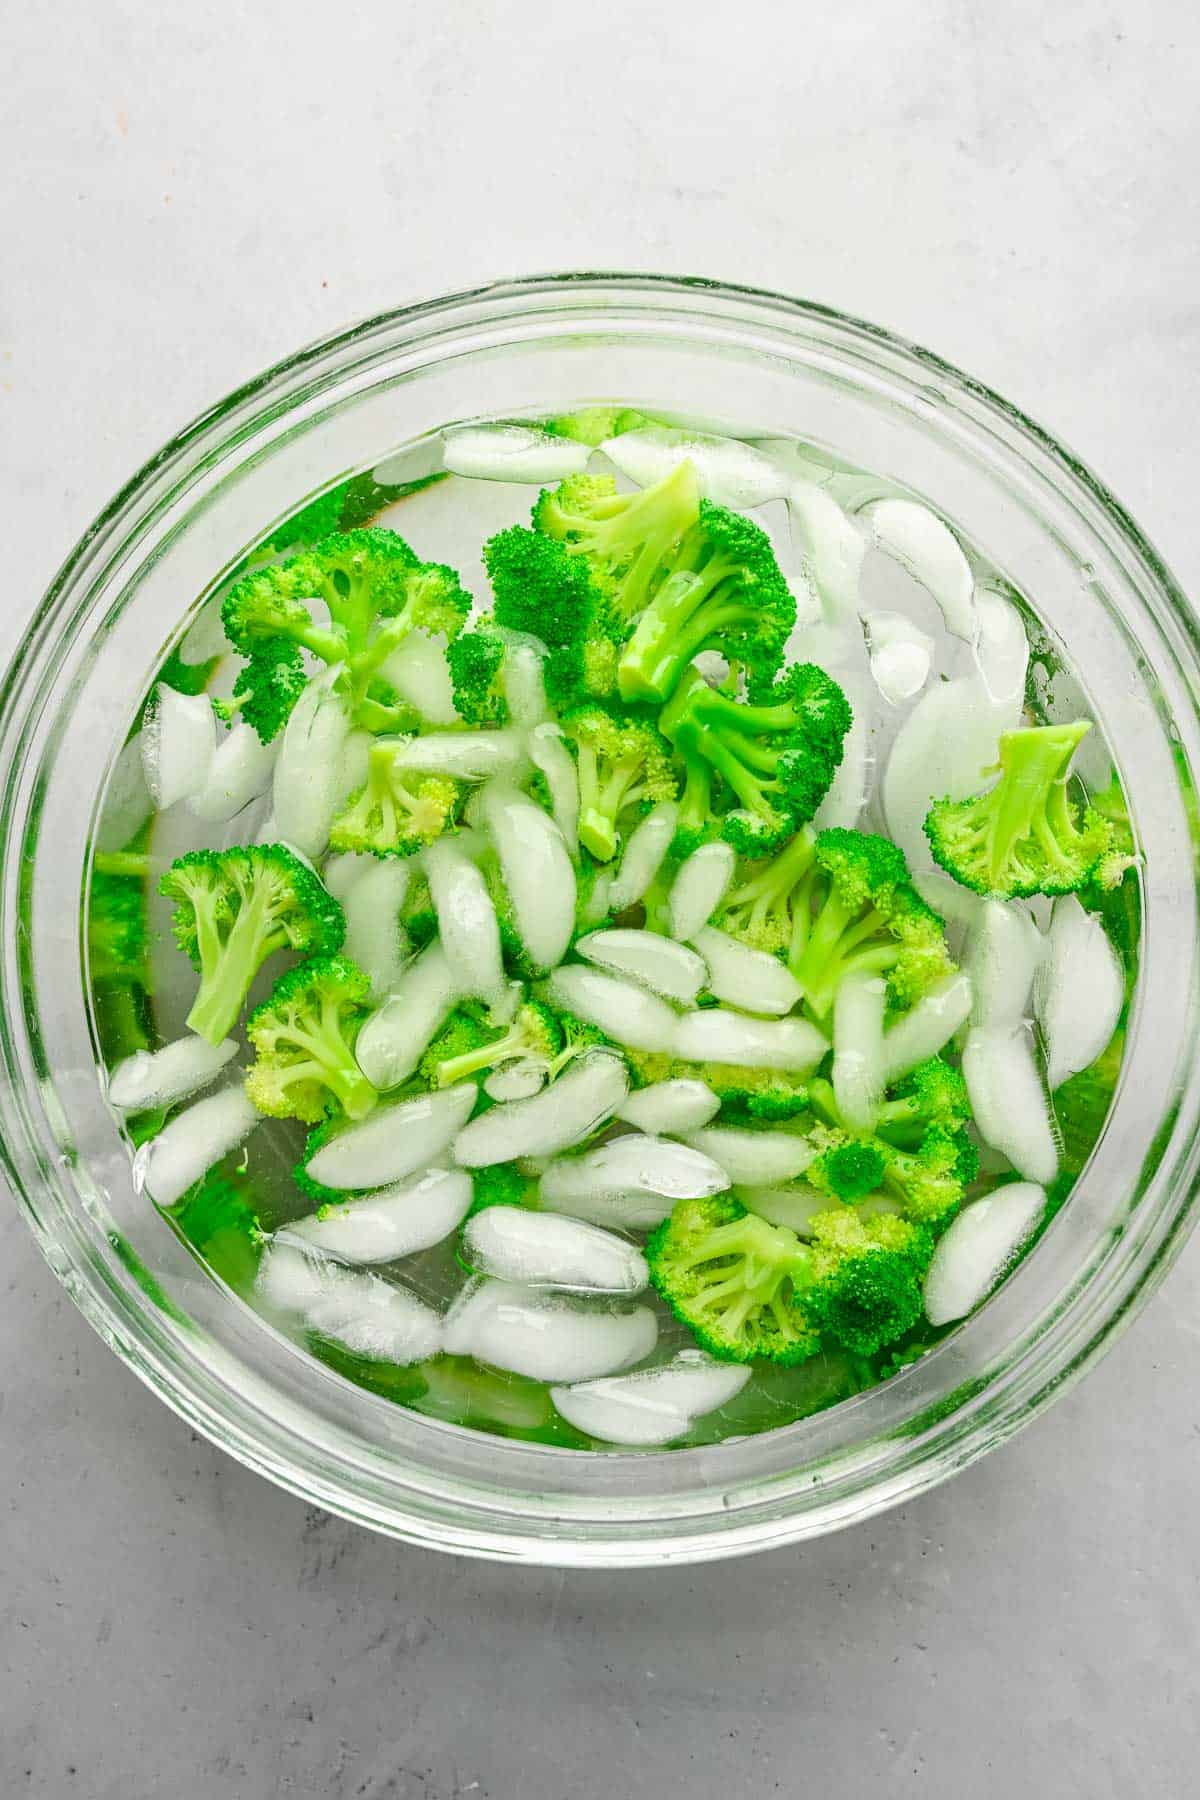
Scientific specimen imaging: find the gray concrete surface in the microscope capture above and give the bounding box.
[3,3,1199,1794]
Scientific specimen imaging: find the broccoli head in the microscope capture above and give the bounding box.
[160,844,344,1045]
[560,704,677,861]
[873,1056,972,1148]
[660,664,852,856]
[465,1161,536,1218]
[420,1001,563,1089]
[221,527,470,739]
[329,741,461,858]
[717,829,817,956]
[807,1075,976,1227]
[616,499,797,702]
[788,828,953,1019]
[483,525,621,709]
[925,721,1114,898]
[544,405,648,445]
[646,1194,819,1365]
[532,462,701,625]
[446,627,508,725]
[623,1048,809,1121]
[800,1208,933,1357]
[244,954,377,1123]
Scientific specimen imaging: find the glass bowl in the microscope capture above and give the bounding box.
[2,273,1197,1567]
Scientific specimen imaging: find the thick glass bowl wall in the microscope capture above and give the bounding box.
[1,275,1196,1565]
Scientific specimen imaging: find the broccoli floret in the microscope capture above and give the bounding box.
[483,525,621,709]
[221,528,471,740]
[532,462,702,626]
[329,741,461,858]
[660,665,852,856]
[925,721,1114,898]
[446,627,508,725]
[160,844,344,1045]
[807,1075,976,1226]
[244,955,377,1123]
[646,1195,819,1365]
[800,1208,932,1357]
[873,1056,972,1148]
[788,828,953,1019]
[560,704,677,861]
[617,499,797,702]
[546,1009,617,1075]
[465,1161,536,1219]
[87,857,153,1060]
[543,406,647,445]
[421,1002,563,1089]
[623,1048,808,1120]
[224,639,310,743]
[718,830,817,956]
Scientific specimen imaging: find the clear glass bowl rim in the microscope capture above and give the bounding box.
[2,270,1198,1567]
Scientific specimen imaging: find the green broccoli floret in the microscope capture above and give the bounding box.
[623,1049,809,1120]
[925,721,1114,898]
[873,1056,972,1148]
[532,462,702,627]
[807,1076,976,1226]
[159,845,344,1045]
[545,1009,618,1075]
[800,1208,933,1357]
[561,704,677,861]
[646,1195,819,1365]
[329,741,461,858]
[616,499,797,702]
[244,955,377,1123]
[788,828,953,1019]
[420,1002,563,1089]
[446,627,508,725]
[221,528,471,740]
[465,1161,535,1218]
[483,525,621,709]
[670,756,719,859]
[660,665,852,856]
[223,639,310,742]
[543,406,647,445]
[718,830,817,956]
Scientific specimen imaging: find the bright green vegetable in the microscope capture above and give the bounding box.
[221,528,471,740]
[533,463,701,627]
[244,955,377,1123]
[624,1047,810,1122]
[925,721,1113,898]
[560,704,677,861]
[159,844,344,1045]
[788,828,953,1019]
[646,1193,933,1364]
[420,1002,563,1089]
[484,526,619,708]
[717,830,817,955]
[446,626,508,725]
[329,742,462,858]
[659,665,852,855]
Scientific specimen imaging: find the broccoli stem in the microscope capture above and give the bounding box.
[274,996,377,1118]
[435,1025,528,1087]
[789,894,899,1019]
[186,886,277,1044]
[618,562,757,702]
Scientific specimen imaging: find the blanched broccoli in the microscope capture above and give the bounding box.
[718,830,817,956]
[244,955,377,1123]
[925,721,1113,898]
[221,528,471,740]
[647,1193,934,1364]
[789,828,953,1019]
[800,1208,932,1357]
[170,1171,264,1291]
[873,1056,972,1148]
[616,500,797,702]
[465,1161,536,1218]
[420,1002,563,1089]
[484,525,621,710]
[561,704,677,861]
[1055,1026,1125,1175]
[808,1073,976,1225]
[544,406,647,445]
[446,627,508,725]
[660,666,852,856]
[624,1048,810,1121]
[222,640,310,742]
[646,1195,819,1365]
[533,462,701,625]
[160,844,344,1045]
[329,741,461,858]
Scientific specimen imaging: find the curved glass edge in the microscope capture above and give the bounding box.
[2,273,1199,1563]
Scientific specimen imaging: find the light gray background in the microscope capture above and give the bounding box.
[3,3,1198,1795]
